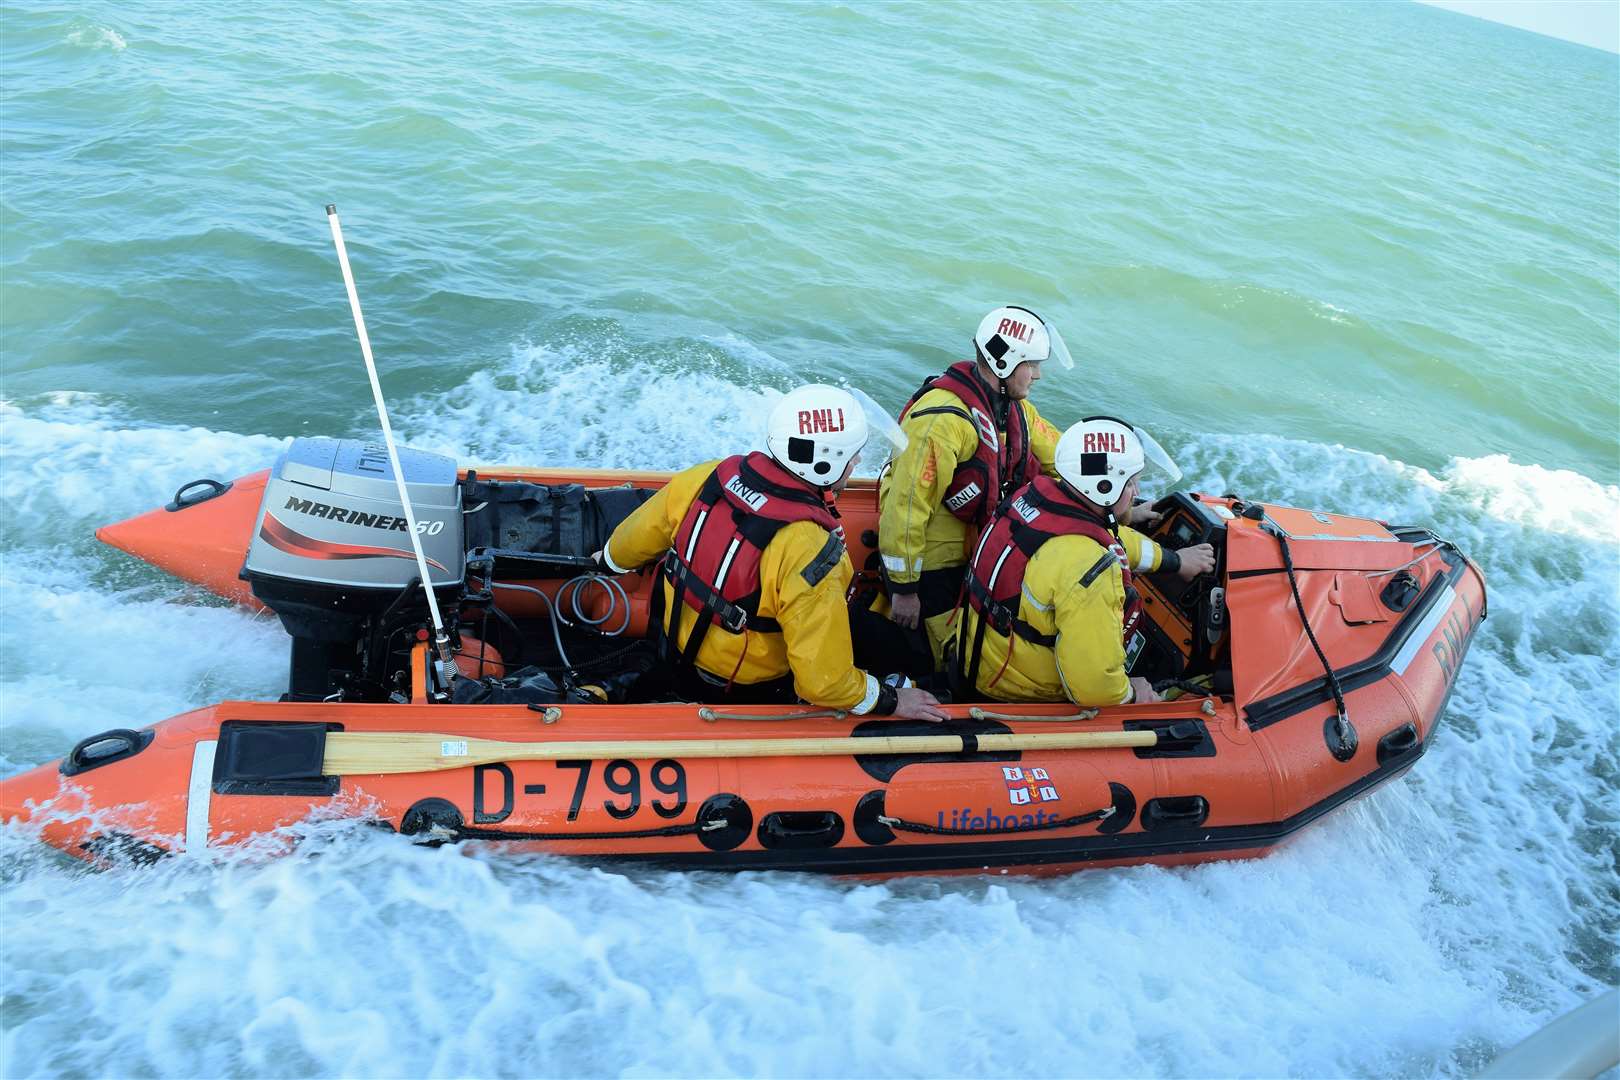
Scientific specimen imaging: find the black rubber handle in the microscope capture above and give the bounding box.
[1140,796,1210,831]
[757,811,845,849]
[166,478,232,512]
[60,728,154,776]
[1377,723,1421,764]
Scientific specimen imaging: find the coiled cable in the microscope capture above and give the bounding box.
[491,574,631,672]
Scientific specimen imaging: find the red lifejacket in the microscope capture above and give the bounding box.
[957,476,1144,691]
[899,361,1037,525]
[659,452,845,673]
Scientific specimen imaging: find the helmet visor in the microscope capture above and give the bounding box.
[845,386,907,453]
[1133,425,1181,487]
[1042,318,1075,371]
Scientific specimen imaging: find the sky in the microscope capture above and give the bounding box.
[1418,0,1620,53]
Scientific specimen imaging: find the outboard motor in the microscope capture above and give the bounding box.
[242,437,466,700]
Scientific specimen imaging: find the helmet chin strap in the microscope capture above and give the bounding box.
[988,363,1011,424]
[1057,477,1122,535]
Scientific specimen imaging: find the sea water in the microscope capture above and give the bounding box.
[1,3,1615,1076]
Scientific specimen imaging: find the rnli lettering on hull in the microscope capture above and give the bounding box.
[1432,598,1482,687]
[282,496,445,535]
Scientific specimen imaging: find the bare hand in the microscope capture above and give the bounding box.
[1129,677,1162,705]
[1129,502,1164,529]
[1175,543,1216,580]
[890,592,922,630]
[893,687,949,722]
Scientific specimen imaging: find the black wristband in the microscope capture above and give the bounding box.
[1159,547,1180,575]
[885,576,920,596]
[872,683,899,715]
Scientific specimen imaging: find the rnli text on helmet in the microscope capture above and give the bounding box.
[1083,431,1128,454]
[997,317,1036,345]
[798,408,846,434]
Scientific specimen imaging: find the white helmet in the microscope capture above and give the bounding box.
[766,384,870,487]
[973,305,1076,379]
[1054,415,1182,507]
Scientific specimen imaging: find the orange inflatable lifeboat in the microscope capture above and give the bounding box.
[1,437,1486,876]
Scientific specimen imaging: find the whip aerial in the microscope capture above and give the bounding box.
[325,204,456,694]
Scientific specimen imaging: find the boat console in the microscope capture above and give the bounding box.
[1131,492,1240,693]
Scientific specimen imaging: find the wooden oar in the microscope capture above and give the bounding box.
[322,729,1159,776]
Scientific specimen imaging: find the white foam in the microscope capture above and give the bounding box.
[64,23,126,50]
[0,399,288,535]
[391,338,900,481]
[390,340,783,470]
[0,549,285,772]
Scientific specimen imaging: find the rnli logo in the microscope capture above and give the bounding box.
[1012,495,1040,523]
[723,475,767,511]
[945,482,982,512]
[1432,597,1481,686]
[1083,431,1128,454]
[1003,765,1059,806]
[996,317,1035,344]
[797,408,845,434]
[970,407,998,451]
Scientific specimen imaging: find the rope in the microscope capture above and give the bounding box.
[968,706,1099,723]
[1366,538,1450,578]
[439,817,727,843]
[1266,522,1354,748]
[879,805,1114,836]
[698,707,847,722]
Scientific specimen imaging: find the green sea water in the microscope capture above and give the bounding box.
[1,4,1617,1078]
[2,1,1616,481]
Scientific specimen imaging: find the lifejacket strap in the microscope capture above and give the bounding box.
[662,552,783,635]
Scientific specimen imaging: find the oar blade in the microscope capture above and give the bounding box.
[322,732,507,776]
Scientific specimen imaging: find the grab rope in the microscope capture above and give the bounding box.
[968,707,1099,723]
[1263,521,1355,753]
[698,707,847,722]
[879,805,1114,836]
[431,817,728,844]
[1366,534,1459,578]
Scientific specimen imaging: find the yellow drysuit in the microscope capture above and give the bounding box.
[959,530,1164,706]
[604,460,881,712]
[877,387,1061,663]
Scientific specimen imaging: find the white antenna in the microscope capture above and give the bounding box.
[325,204,456,692]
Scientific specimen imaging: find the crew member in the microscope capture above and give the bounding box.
[955,416,1216,706]
[879,306,1158,665]
[602,384,948,721]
